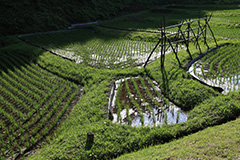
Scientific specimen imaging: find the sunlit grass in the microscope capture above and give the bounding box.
[116,117,240,160]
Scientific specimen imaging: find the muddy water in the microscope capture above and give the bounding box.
[109,77,188,127]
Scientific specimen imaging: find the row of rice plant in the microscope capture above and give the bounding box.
[0,53,81,160]
[23,30,162,69]
[191,44,240,93]
[112,76,187,127]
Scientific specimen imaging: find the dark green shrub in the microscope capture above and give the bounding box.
[169,79,218,110]
[188,92,240,123]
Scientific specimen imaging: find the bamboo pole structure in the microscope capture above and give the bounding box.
[144,15,218,68]
[160,18,164,68]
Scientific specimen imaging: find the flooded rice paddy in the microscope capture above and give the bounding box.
[109,77,188,127]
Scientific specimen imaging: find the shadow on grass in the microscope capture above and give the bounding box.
[100,3,240,31]
[161,66,170,95]
[0,35,45,74]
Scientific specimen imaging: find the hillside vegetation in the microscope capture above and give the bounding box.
[1,0,240,159]
[116,116,240,160]
[1,0,239,36]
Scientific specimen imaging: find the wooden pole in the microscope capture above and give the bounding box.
[207,23,218,47]
[204,18,210,49]
[85,132,94,150]
[187,22,190,49]
[158,17,208,31]
[197,16,210,50]
[144,40,161,68]
[160,18,164,68]
[174,24,182,54]
[159,23,207,40]
[206,13,218,47]
[178,21,192,60]
[197,19,202,54]
[188,20,202,52]
[187,23,193,59]
[168,39,181,67]
[163,16,166,68]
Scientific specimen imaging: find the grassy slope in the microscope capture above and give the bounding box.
[25,2,240,159]
[1,1,240,160]
[116,117,240,160]
[24,38,240,159]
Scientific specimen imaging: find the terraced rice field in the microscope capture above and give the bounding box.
[110,76,187,126]
[0,52,81,159]
[21,30,167,69]
[189,44,240,93]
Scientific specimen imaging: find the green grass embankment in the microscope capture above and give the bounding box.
[116,115,240,160]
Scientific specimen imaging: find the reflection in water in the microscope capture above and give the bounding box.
[110,77,188,127]
[113,103,187,127]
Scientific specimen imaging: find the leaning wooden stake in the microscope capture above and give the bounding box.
[206,14,218,47]
[197,19,202,54]
[174,22,182,53]
[168,39,181,67]
[204,18,210,49]
[198,16,210,50]
[189,21,202,51]
[143,40,161,68]
[187,22,191,50]
[160,18,163,68]
[162,17,167,68]
[179,22,193,60]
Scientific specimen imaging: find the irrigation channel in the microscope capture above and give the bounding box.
[188,44,240,94]
[108,76,187,127]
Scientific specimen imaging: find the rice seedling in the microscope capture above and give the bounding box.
[0,53,81,159]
